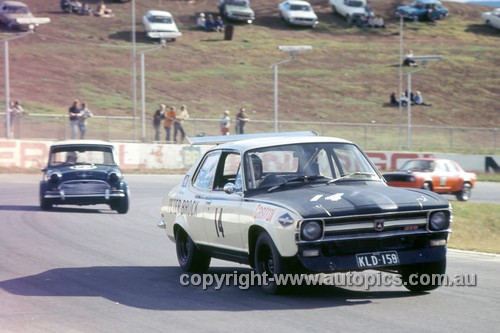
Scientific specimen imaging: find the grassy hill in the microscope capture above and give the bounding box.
[1,0,499,135]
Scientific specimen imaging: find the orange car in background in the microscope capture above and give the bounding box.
[383,158,476,201]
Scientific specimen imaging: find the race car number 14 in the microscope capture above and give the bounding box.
[356,251,400,268]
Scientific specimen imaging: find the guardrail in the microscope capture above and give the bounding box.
[1,113,498,151]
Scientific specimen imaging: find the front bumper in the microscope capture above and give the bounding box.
[289,18,318,27]
[43,189,125,205]
[226,13,255,22]
[146,31,182,39]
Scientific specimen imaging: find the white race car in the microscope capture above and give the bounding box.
[482,7,500,30]
[157,132,452,294]
[278,0,318,27]
[142,10,181,41]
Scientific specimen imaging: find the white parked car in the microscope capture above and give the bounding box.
[482,7,500,30]
[329,0,368,23]
[142,10,181,41]
[0,1,50,31]
[278,0,318,27]
[219,0,255,23]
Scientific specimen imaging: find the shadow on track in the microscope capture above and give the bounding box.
[0,266,421,311]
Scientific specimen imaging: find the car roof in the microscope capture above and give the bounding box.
[1,1,28,6]
[147,10,173,17]
[213,135,353,153]
[49,140,115,148]
[415,0,441,4]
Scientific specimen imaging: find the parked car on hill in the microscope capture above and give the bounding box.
[0,1,50,31]
[40,140,130,213]
[158,132,452,294]
[218,0,255,23]
[396,0,448,22]
[383,158,476,201]
[482,7,500,30]
[278,0,318,27]
[142,10,181,42]
[329,0,368,23]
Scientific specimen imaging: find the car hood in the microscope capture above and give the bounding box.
[225,5,254,14]
[248,182,448,218]
[48,165,119,182]
[146,22,178,31]
[289,11,318,19]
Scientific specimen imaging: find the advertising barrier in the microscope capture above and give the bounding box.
[0,139,498,173]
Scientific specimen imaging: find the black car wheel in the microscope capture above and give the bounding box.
[175,227,211,273]
[422,182,432,191]
[456,183,472,202]
[400,258,446,292]
[40,195,52,211]
[254,232,290,294]
[331,5,337,14]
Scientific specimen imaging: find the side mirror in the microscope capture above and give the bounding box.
[223,182,236,194]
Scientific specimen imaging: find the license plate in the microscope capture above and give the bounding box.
[356,251,399,268]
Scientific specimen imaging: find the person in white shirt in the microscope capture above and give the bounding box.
[78,102,93,139]
[220,110,230,135]
[197,13,206,29]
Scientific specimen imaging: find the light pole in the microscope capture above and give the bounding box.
[270,45,312,133]
[3,29,34,139]
[405,55,442,148]
[131,0,137,141]
[139,43,165,142]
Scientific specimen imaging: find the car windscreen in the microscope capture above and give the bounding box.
[49,146,116,166]
[346,1,364,7]
[227,0,248,6]
[6,6,29,14]
[149,15,172,23]
[244,142,380,190]
[290,4,311,11]
[399,160,434,172]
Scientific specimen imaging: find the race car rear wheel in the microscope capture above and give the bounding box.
[456,183,471,201]
[422,182,432,191]
[400,258,446,292]
[254,232,289,294]
[175,227,211,273]
[40,196,52,211]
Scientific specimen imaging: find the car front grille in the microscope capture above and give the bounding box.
[59,180,110,196]
[294,17,314,22]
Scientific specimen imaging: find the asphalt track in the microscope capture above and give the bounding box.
[0,174,499,332]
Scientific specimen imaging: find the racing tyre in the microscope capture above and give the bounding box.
[254,232,291,294]
[331,5,336,14]
[175,227,211,273]
[346,15,352,24]
[400,258,446,292]
[40,196,52,211]
[456,183,471,202]
[114,189,129,214]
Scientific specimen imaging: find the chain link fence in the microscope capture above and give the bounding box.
[1,113,498,151]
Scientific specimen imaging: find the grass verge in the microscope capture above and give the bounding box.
[449,202,500,253]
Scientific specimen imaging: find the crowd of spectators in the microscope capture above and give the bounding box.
[60,0,114,17]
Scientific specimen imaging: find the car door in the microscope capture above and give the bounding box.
[189,150,221,244]
[432,160,453,192]
[203,150,244,251]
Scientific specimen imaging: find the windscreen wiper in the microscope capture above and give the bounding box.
[267,175,326,192]
[327,172,376,184]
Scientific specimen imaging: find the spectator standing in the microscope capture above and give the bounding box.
[153,104,166,141]
[235,107,249,134]
[174,105,189,143]
[220,110,230,135]
[197,13,206,29]
[7,100,28,138]
[78,102,93,139]
[164,106,177,142]
[68,100,81,139]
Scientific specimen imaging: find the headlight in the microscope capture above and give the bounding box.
[44,170,61,184]
[429,211,450,231]
[301,220,323,241]
[108,171,122,183]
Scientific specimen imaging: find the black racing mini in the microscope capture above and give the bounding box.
[158,132,452,294]
[40,140,130,214]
